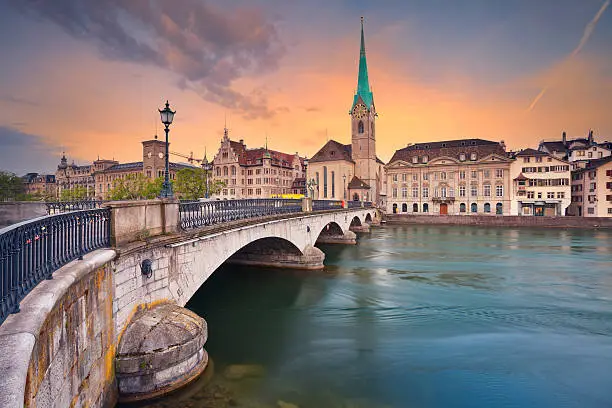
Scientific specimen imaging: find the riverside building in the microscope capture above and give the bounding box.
[569,156,612,217]
[385,139,512,215]
[509,149,571,216]
[210,127,306,199]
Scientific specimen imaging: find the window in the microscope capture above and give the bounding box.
[484,185,491,197]
[402,203,408,213]
[316,172,319,194]
[496,203,503,215]
[412,187,418,198]
[536,156,543,163]
[441,187,447,198]
[608,208,612,214]
[423,187,429,198]
[358,121,364,133]
[413,203,418,212]
[471,170,478,179]
[460,203,466,212]
[547,192,555,199]
[523,157,530,163]
[393,174,398,182]
[459,171,466,179]
[402,173,407,182]
[323,166,328,198]
[484,203,491,213]
[484,170,490,178]
[423,203,429,213]
[459,153,466,161]
[470,153,477,160]
[471,203,477,213]
[441,172,447,180]
[495,169,503,178]
[256,188,262,195]
[471,185,478,197]
[537,192,542,199]
[392,188,398,198]
[423,173,429,181]
[412,173,418,181]
[231,166,236,176]
[422,155,429,163]
[412,156,418,164]
[496,185,503,197]
[527,191,534,199]
[557,192,565,199]
[331,171,335,198]
[459,186,466,197]
[587,208,595,215]
[402,187,408,198]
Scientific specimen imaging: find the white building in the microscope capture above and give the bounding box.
[510,149,571,216]
[569,156,612,217]
[385,139,512,215]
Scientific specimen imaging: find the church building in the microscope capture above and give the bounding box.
[307,18,386,206]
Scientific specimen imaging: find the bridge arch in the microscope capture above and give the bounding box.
[365,213,372,223]
[350,216,362,227]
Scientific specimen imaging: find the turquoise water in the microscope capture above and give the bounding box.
[135,225,612,408]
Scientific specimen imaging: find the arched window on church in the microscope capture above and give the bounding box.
[358,121,364,134]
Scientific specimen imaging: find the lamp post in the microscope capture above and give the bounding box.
[343,174,347,200]
[158,101,176,198]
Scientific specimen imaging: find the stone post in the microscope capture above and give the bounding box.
[106,199,180,247]
[302,197,312,213]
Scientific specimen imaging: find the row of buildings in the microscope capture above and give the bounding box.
[304,18,612,218]
[22,18,611,217]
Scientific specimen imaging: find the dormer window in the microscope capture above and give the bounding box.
[412,156,418,164]
[460,141,466,146]
[471,141,476,145]
[459,153,466,161]
[442,143,447,148]
[422,155,428,163]
[470,152,477,160]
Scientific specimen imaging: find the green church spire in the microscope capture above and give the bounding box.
[352,17,374,109]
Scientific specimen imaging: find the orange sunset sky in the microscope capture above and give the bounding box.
[0,0,611,174]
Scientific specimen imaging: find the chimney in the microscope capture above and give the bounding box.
[562,131,566,144]
[499,140,506,151]
[239,139,244,145]
[588,130,593,145]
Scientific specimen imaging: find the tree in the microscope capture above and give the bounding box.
[108,174,162,200]
[60,186,89,201]
[174,168,226,200]
[0,171,25,201]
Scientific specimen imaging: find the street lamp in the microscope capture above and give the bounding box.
[343,174,347,200]
[158,100,176,198]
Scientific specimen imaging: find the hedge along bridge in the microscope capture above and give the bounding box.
[0,198,379,407]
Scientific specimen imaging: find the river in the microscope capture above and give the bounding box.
[125,225,612,408]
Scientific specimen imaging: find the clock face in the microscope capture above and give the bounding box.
[352,103,367,119]
[158,152,164,159]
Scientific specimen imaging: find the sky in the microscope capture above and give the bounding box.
[0,0,611,175]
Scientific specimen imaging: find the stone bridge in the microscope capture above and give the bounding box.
[0,199,380,408]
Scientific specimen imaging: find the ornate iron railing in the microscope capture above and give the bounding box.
[46,200,106,215]
[347,201,362,208]
[313,200,343,211]
[179,199,303,230]
[0,208,111,325]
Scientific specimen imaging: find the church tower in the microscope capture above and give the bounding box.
[350,17,378,202]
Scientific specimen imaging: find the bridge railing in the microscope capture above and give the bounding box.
[179,199,303,230]
[313,200,343,211]
[0,208,111,325]
[46,200,106,215]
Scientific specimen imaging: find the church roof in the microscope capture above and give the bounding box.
[347,176,370,189]
[352,17,374,109]
[309,140,354,163]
